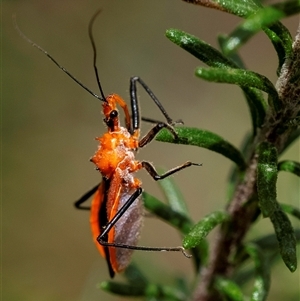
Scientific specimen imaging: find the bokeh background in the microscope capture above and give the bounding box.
[3,0,299,300]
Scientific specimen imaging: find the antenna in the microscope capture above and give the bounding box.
[88,9,107,102]
[13,14,105,102]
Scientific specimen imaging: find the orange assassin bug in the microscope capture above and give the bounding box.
[14,11,200,278]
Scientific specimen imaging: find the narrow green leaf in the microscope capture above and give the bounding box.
[253,229,300,251]
[256,142,278,217]
[158,168,190,216]
[100,281,145,296]
[143,192,193,235]
[156,127,246,170]
[278,160,300,177]
[145,284,187,301]
[222,7,285,55]
[253,233,286,251]
[235,230,300,284]
[181,1,294,72]
[221,2,297,68]
[183,211,230,248]
[270,206,297,272]
[103,268,201,300]
[233,251,276,287]
[280,203,300,220]
[124,263,148,287]
[215,277,245,301]
[226,133,253,201]
[263,23,293,74]
[166,29,236,69]
[267,19,294,59]
[143,192,206,270]
[218,34,246,68]
[272,0,300,16]
[174,278,189,295]
[195,67,280,112]
[167,29,267,133]
[181,0,261,17]
[281,128,300,155]
[242,87,267,133]
[245,244,271,301]
[101,281,186,300]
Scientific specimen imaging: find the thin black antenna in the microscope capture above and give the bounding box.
[13,14,105,102]
[88,9,106,101]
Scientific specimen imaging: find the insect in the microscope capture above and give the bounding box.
[14,11,200,278]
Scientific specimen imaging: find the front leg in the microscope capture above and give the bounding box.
[142,161,202,181]
[139,122,178,148]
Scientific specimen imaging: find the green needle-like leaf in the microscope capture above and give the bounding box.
[263,23,293,74]
[270,206,297,272]
[218,34,246,68]
[124,263,148,287]
[195,67,280,112]
[221,2,298,66]
[222,7,285,55]
[181,0,261,17]
[166,29,236,69]
[269,23,293,54]
[242,87,267,134]
[278,160,300,177]
[183,211,230,248]
[272,0,300,15]
[226,133,253,200]
[101,281,186,300]
[235,230,300,284]
[280,203,300,220]
[281,128,300,155]
[181,1,295,72]
[143,192,193,235]
[256,142,278,218]
[156,127,246,170]
[100,281,145,296]
[143,192,207,271]
[215,277,245,301]
[158,168,190,216]
[245,244,271,301]
[145,284,187,301]
[220,38,268,132]
[253,229,300,251]
[167,29,267,132]
[182,0,300,20]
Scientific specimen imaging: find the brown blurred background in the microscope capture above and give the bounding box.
[3,0,299,300]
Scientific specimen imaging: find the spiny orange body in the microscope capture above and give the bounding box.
[89,94,143,274]
[92,130,137,178]
[90,94,142,185]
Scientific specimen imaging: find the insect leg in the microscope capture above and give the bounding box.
[129,76,182,133]
[98,187,143,239]
[97,187,189,255]
[142,161,202,181]
[74,183,100,210]
[138,122,179,147]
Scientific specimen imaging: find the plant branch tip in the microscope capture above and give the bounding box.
[174,119,184,125]
[181,247,193,258]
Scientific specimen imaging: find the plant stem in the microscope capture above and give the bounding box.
[192,155,259,301]
[192,22,300,301]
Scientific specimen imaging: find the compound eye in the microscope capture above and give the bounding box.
[110,110,118,119]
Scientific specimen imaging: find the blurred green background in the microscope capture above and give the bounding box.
[3,0,299,300]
